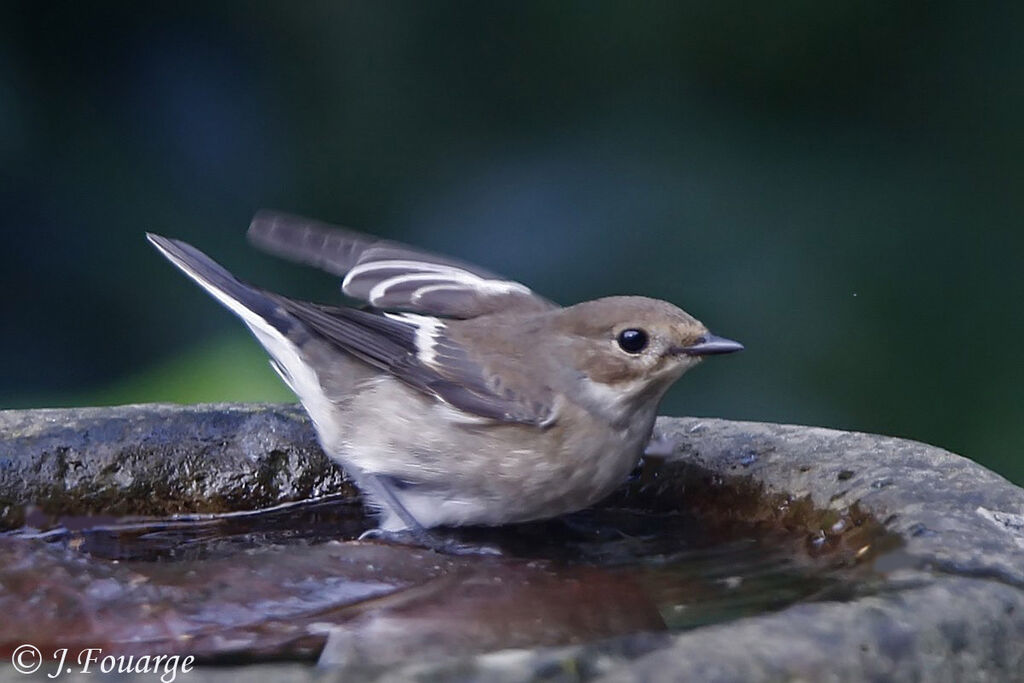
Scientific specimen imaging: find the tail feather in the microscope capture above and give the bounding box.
[147,233,417,406]
[147,233,324,399]
[146,233,302,341]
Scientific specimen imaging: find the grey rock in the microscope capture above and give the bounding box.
[652,418,1024,588]
[0,403,354,524]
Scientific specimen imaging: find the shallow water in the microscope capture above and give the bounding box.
[0,495,870,663]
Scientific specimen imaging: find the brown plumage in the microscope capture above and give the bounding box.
[148,211,742,535]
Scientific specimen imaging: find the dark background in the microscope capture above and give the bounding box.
[3,2,1022,482]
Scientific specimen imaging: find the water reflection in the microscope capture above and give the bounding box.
[0,497,871,664]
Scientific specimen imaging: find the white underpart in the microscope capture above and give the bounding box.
[383,312,445,368]
[149,240,337,440]
[343,259,532,306]
[379,490,484,532]
[577,377,649,419]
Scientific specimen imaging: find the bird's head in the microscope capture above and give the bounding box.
[549,296,743,411]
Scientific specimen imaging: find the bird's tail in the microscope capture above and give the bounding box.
[147,234,304,340]
[146,233,315,396]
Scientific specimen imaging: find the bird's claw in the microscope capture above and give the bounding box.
[358,527,502,556]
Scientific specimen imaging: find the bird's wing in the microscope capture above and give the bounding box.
[247,210,556,319]
[148,233,554,426]
[280,304,556,426]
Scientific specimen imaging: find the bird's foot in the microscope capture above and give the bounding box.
[358,527,502,556]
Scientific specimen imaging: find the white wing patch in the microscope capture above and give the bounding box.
[344,259,533,308]
[384,312,444,369]
[410,283,471,303]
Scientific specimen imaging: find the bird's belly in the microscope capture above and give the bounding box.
[315,376,651,529]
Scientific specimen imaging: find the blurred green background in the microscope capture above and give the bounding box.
[2,2,1022,482]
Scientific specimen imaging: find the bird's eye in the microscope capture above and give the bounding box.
[617,328,649,354]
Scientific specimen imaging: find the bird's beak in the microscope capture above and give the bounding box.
[681,333,744,356]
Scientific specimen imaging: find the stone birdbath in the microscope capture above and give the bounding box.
[1,403,1022,681]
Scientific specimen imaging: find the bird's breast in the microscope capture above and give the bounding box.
[318,375,654,526]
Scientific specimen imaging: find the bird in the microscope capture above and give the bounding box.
[147,211,742,546]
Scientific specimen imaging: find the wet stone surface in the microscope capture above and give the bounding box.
[1,404,1023,681]
[0,404,352,523]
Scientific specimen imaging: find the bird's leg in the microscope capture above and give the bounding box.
[358,475,500,556]
[360,474,434,544]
